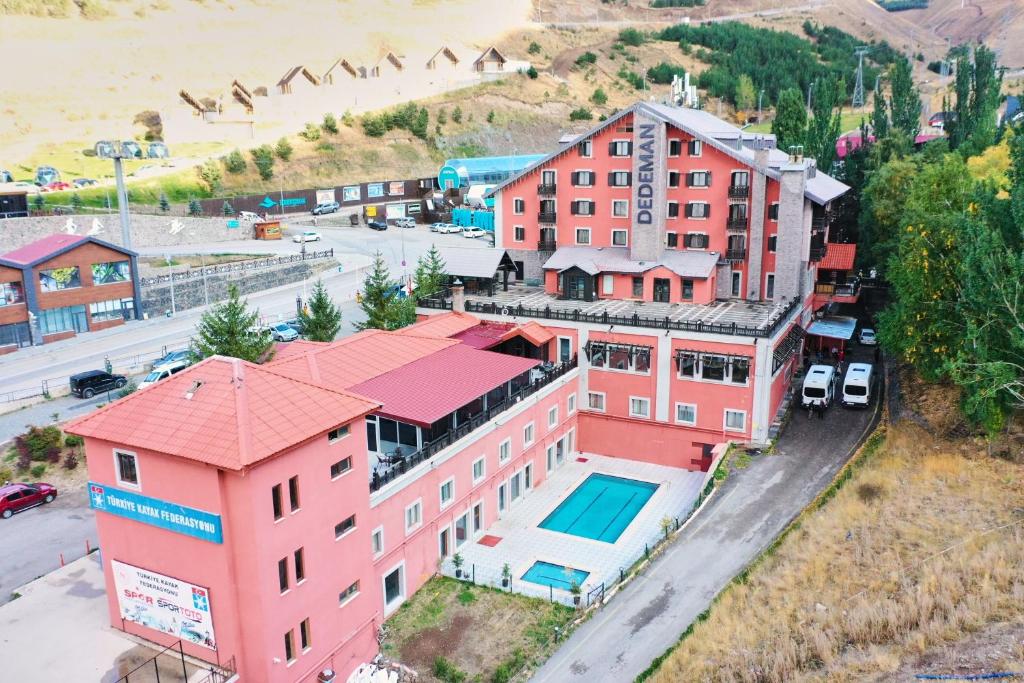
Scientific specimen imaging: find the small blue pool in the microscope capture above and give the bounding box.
[539,473,658,543]
[521,561,590,590]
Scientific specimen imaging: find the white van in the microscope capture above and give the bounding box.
[802,364,836,408]
[841,363,874,408]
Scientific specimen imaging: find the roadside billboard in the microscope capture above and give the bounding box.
[315,188,336,205]
[111,559,217,651]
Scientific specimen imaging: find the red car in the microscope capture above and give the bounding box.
[44,181,72,192]
[0,482,58,519]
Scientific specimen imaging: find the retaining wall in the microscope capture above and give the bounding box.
[0,214,254,252]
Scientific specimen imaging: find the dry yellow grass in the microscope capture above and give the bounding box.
[651,424,1024,682]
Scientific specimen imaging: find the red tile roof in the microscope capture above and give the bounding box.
[272,339,329,361]
[1,234,87,265]
[454,321,515,349]
[506,321,553,347]
[349,344,539,426]
[820,243,857,271]
[64,356,379,470]
[397,312,481,339]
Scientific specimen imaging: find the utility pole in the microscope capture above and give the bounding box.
[852,46,869,108]
[112,154,133,250]
[757,89,764,122]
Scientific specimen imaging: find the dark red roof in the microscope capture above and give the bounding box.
[820,243,857,271]
[349,344,539,426]
[2,234,87,266]
[454,321,515,349]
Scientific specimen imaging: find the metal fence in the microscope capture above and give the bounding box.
[113,641,189,683]
[139,250,334,286]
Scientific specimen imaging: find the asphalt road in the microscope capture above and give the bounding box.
[531,356,882,682]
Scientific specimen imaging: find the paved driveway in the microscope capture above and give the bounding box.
[531,366,882,682]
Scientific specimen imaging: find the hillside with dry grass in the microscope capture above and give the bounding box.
[647,375,1024,682]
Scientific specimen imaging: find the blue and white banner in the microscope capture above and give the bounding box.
[89,482,223,544]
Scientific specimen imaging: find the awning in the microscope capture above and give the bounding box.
[806,316,857,340]
[505,321,553,347]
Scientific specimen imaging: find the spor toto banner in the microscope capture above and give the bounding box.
[112,560,217,650]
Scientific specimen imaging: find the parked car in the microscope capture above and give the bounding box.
[72,178,97,188]
[153,349,192,373]
[311,201,340,216]
[801,364,836,409]
[139,365,188,390]
[270,322,299,342]
[45,181,72,192]
[462,227,487,238]
[0,482,58,519]
[146,142,170,159]
[292,230,322,243]
[436,223,462,234]
[367,220,388,231]
[35,166,60,186]
[858,328,877,346]
[284,318,305,335]
[239,211,262,223]
[69,370,127,398]
[0,169,12,183]
[394,217,416,228]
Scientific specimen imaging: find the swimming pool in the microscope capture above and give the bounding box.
[539,473,659,543]
[521,561,590,590]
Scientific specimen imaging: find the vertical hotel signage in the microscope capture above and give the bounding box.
[89,481,223,543]
[631,109,668,261]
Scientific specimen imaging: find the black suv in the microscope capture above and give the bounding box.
[70,370,127,398]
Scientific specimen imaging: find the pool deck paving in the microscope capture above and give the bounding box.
[530,358,883,682]
[445,454,707,605]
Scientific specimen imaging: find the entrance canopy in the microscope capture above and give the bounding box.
[806,316,857,340]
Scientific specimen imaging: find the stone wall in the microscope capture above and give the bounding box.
[0,214,254,252]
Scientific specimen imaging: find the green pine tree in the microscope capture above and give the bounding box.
[413,245,447,299]
[222,201,235,216]
[159,192,170,213]
[871,85,889,139]
[771,88,806,152]
[188,198,202,216]
[298,280,342,342]
[33,193,44,212]
[191,284,274,363]
[71,193,83,212]
[357,252,415,331]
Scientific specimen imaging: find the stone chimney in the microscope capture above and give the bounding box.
[747,135,772,301]
[775,155,809,303]
[451,279,465,312]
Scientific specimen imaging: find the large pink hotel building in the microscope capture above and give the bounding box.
[68,102,849,683]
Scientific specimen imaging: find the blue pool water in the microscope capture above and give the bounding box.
[521,561,590,590]
[539,473,659,543]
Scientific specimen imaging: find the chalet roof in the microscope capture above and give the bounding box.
[277,66,321,87]
[473,46,507,65]
[542,246,719,279]
[324,58,360,80]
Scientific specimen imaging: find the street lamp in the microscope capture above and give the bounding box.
[806,81,816,110]
[757,89,764,122]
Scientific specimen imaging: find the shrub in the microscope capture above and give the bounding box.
[159,192,170,212]
[575,51,598,67]
[16,451,31,473]
[299,123,321,142]
[224,149,246,174]
[198,159,222,193]
[437,108,447,125]
[63,452,79,470]
[64,434,84,449]
[341,110,355,127]
[486,110,495,123]
[251,145,275,180]
[275,137,293,161]
[45,446,61,464]
[362,114,388,137]
[18,426,61,462]
[451,106,463,124]
[526,66,539,79]
[222,201,235,216]
[188,198,202,216]
[618,27,646,46]
[118,379,138,398]
[528,41,542,55]
[591,87,608,106]
[316,142,335,153]
[0,465,13,483]
[433,657,466,683]
[647,61,686,85]
[30,464,46,479]
[322,112,338,134]
[569,107,593,121]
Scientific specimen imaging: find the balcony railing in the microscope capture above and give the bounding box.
[726,217,748,231]
[370,358,578,492]
[809,243,828,262]
[538,211,557,224]
[725,248,747,261]
[728,185,750,199]
[537,240,557,251]
[537,184,557,196]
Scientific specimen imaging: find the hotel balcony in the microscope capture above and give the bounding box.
[538,211,557,224]
[537,240,558,252]
[726,217,748,231]
[537,184,557,196]
[813,280,861,304]
[728,185,750,199]
[809,242,828,262]
[725,248,747,262]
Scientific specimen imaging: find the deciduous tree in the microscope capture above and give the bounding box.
[771,88,806,152]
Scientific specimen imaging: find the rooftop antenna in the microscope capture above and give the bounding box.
[852,46,870,108]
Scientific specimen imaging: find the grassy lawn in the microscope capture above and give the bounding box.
[383,577,574,682]
[647,404,1024,681]
[140,253,270,268]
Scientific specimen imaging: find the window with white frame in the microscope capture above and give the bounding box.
[685,202,709,219]
[587,391,606,412]
[676,352,750,384]
[371,527,384,556]
[548,405,558,428]
[668,139,682,157]
[609,140,631,157]
[675,403,697,425]
[765,273,775,299]
[404,500,422,534]
[684,232,710,249]
[571,200,595,216]
[439,478,454,508]
[602,274,614,295]
[667,201,679,218]
[339,581,360,605]
[472,456,485,484]
[629,396,651,418]
[334,514,356,539]
[498,438,511,464]
[768,203,779,221]
[688,139,703,156]
[612,199,629,217]
[513,226,525,242]
[572,170,595,187]
[382,563,405,612]
[579,139,592,157]
[668,170,681,188]
[328,425,350,442]
[114,450,140,488]
[330,457,352,479]
[686,170,710,187]
[523,422,534,448]
[612,229,628,247]
[767,235,778,252]
[513,198,525,214]
[587,341,652,374]
[575,228,591,245]
[608,171,631,187]
[567,393,577,415]
[724,409,747,432]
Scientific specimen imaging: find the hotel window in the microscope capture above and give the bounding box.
[612,199,628,217]
[572,170,595,187]
[589,342,651,374]
[675,403,697,425]
[765,273,775,299]
[499,438,511,464]
[278,558,289,593]
[284,630,296,664]
[702,355,727,381]
[768,203,779,221]
[667,202,679,218]
[668,139,682,156]
[288,476,300,512]
[523,422,534,447]
[768,235,778,252]
[300,618,311,651]
[472,501,484,534]
[548,405,558,428]
[686,171,710,188]
[294,548,305,582]
[685,202,709,219]
[568,393,577,415]
[272,484,283,521]
[439,478,454,508]
[731,271,742,297]
[587,392,606,412]
[38,305,87,335]
[724,409,747,432]
[681,278,694,300]
[0,281,24,306]
[472,456,486,484]
[513,198,525,214]
[372,527,384,556]
[90,298,132,322]
[575,228,591,245]
[608,171,631,187]
[115,450,139,488]
[629,397,651,418]
[632,276,643,297]
[330,457,352,479]
[732,358,750,383]
[328,425,350,442]
[688,139,703,156]
[678,353,698,377]
[514,226,525,242]
[668,171,680,188]
[335,514,356,539]
[39,266,81,292]
[602,274,614,295]
[91,260,131,285]
[571,200,595,216]
[339,581,360,605]
[405,501,422,533]
[383,564,405,610]
[579,139,593,157]
[666,232,678,248]
[541,170,556,186]
[684,233,709,249]
[612,229,628,247]
[609,140,632,157]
